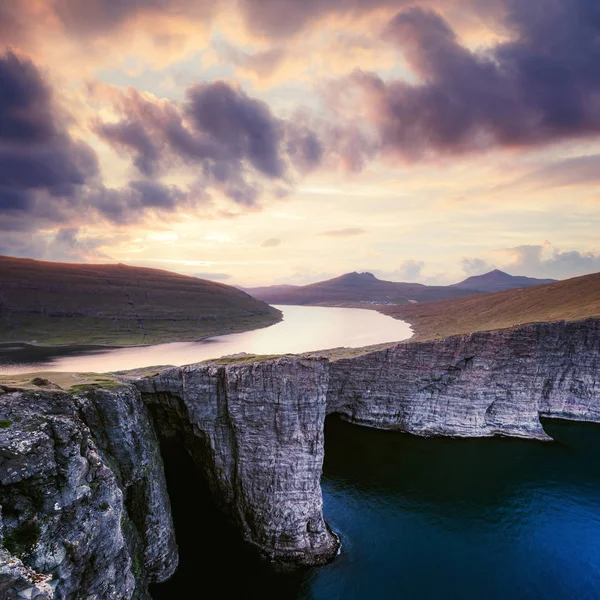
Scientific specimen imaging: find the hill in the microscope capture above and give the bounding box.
[0,256,281,345]
[451,269,557,292]
[381,272,600,341]
[246,272,482,305]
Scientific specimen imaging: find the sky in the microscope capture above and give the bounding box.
[1,0,600,286]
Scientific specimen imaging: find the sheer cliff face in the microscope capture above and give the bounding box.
[136,357,339,567]
[0,386,176,600]
[327,320,600,439]
[0,319,599,598]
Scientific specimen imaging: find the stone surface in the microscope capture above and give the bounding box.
[136,356,339,566]
[0,384,176,600]
[328,319,600,439]
[1,318,599,598]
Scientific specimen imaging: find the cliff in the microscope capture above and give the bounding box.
[1,319,599,598]
[0,384,176,599]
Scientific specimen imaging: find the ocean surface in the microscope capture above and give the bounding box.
[152,416,600,600]
[0,305,412,374]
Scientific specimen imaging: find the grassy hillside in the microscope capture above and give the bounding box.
[381,272,600,341]
[247,272,481,305]
[0,256,281,345]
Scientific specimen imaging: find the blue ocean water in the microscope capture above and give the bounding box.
[152,416,600,599]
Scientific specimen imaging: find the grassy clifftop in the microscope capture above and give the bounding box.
[382,272,600,341]
[0,256,281,345]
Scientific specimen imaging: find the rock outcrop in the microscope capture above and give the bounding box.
[0,318,599,598]
[328,319,600,439]
[0,385,176,599]
[135,357,339,567]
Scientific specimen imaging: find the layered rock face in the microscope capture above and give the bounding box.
[135,357,339,567]
[0,319,599,598]
[327,319,600,439]
[0,385,176,599]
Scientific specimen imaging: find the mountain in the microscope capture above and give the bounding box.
[451,269,557,292]
[0,255,281,345]
[246,271,483,305]
[382,271,600,341]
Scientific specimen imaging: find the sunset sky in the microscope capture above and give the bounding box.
[1,0,600,286]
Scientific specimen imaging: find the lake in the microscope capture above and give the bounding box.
[152,416,600,600]
[0,305,413,374]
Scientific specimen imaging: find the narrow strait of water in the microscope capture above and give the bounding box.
[152,416,600,600]
[0,305,412,374]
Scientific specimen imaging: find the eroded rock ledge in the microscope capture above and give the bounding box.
[1,319,599,598]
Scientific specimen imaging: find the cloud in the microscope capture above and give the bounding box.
[213,41,287,79]
[239,0,415,38]
[94,81,324,207]
[461,257,492,276]
[319,227,366,237]
[508,154,600,190]
[501,243,600,280]
[394,259,425,281]
[0,50,99,231]
[0,227,111,262]
[95,120,160,177]
[51,0,215,36]
[261,237,281,247]
[338,0,600,161]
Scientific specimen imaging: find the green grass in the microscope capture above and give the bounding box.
[0,419,12,428]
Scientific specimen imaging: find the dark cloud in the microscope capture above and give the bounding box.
[0,51,99,230]
[319,227,366,237]
[342,0,600,160]
[96,81,324,206]
[285,123,323,173]
[88,181,192,224]
[261,237,281,248]
[95,120,161,176]
[184,81,285,178]
[0,227,110,262]
[0,51,211,240]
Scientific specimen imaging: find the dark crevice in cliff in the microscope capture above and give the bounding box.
[150,437,307,600]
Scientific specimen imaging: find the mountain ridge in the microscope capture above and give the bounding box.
[245,269,555,306]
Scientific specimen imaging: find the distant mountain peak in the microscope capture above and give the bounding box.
[343,271,377,280]
[469,269,512,280]
[451,269,557,292]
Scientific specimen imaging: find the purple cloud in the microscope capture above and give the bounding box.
[342,0,600,160]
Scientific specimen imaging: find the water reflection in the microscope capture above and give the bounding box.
[0,305,412,374]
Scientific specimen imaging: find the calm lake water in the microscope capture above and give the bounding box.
[0,305,412,374]
[152,416,600,600]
